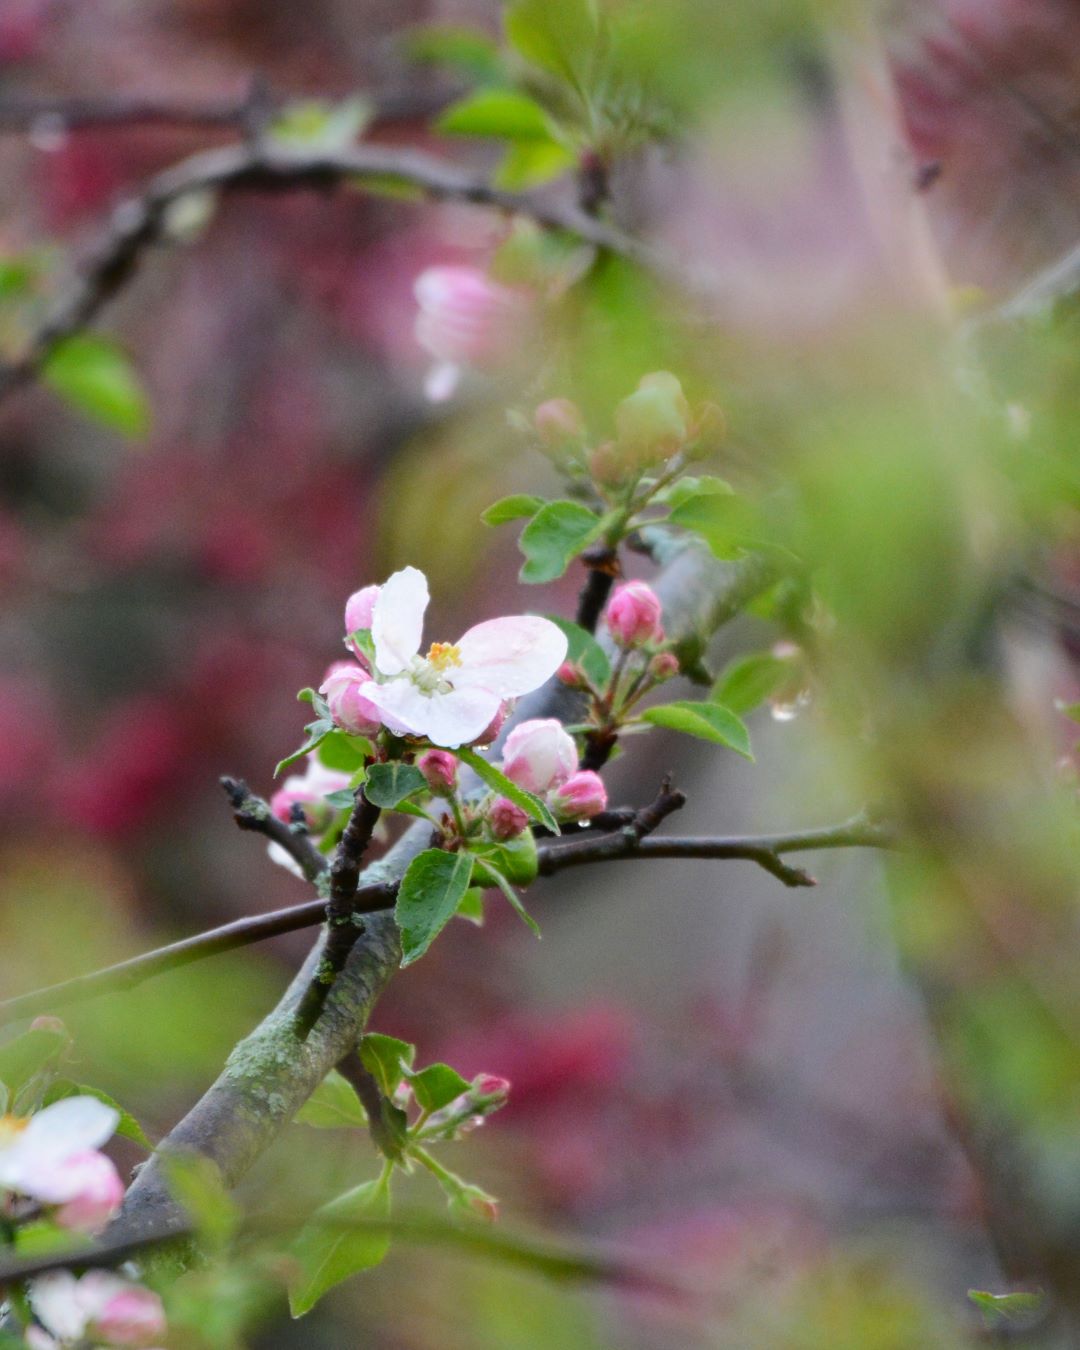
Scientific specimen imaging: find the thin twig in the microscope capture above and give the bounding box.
[0,815,894,1024]
[0,140,656,403]
[220,776,327,882]
[293,792,382,1039]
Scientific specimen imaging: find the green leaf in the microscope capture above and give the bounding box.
[470,831,539,887]
[438,89,553,140]
[641,700,753,759]
[275,717,335,777]
[667,492,757,560]
[406,1063,471,1113]
[481,493,546,526]
[42,335,150,437]
[364,762,427,810]
[477,863,541,936]
[967,1290,1045,1324]
[504,0,600,92]
[710,653,789,716]
[269,97,371,150]
[655,475,734,510]
[43,1080,151,1150]
[494,139,576,190]
[457,887,486,926]
[456,746,559,832]
[396,850,475,966]
[518,500,603,584]
[295,1070,367,1129]
[289,1176,391,1317]
[161,1153,238,1250]
[0,1028,66,1097]
[12,1221,83,1257]
[544,616,611,687]
[316,731,373,772]
[323,788,359,811]
[404,25,503,83]
[360,1034,415,1098]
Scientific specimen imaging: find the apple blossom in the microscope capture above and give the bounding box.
[0,1097,118,1210]
[605,580,664,648]
[413,265,530,402]
[320,662,384,737]
[271,755,351,832]
[355,567,566,748]
[344,584,380,664]
[52,1150,125,1232]
[489,796,529,840]
[550,770,608,822]
[501,718,578,794]
[31,1271,165,1348]
[418,748,457,795]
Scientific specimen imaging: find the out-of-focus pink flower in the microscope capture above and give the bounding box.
[489,796,529,840]
[413,265,531,402]
[355,567,566,748]
[501,718,578,794]
[605,580,664,648]
[319,662,384,737]
[53,1151,125,1233]
[550,770,607,822]
[271,756,351,832]
[32,1270,166,1348]
[0,1098,118,1207]
[418,749,458,795]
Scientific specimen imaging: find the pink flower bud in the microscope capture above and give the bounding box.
[557,661,586,689]
[588,440,625,486]
[550,770,608,822]
[470,1073,510,1108]
[501,718,578,794]
[319,663,382,737]
[605,581,664,648]
[91,1285,167,1347]
[418,749,457,795]
[345,584,380,664]
[614,376,688,466]
[649,651,680,681]
[54,1152,124,1234]
[461,1186,499,1223]
[472,700,510,748]
[489,796,529,840]
[533,398,585,447]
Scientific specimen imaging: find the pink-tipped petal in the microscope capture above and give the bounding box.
[454,616,567,699]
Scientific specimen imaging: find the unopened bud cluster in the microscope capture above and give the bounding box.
[530,370,725,491]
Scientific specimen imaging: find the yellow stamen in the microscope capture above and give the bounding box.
[427,642,462,671]
[0,1114,28,1144]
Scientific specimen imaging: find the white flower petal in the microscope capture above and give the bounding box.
[16,1098,118,1176]
[372,567,428,676]
[454,617,568,698]
[362,680,500,748]
[423,360,462,403]
[32,1272,88,1341]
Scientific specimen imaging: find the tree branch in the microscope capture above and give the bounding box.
[293,791,382,1038]
[0,139,655,403]
[0,817,893,1024]
[220,776,327,882]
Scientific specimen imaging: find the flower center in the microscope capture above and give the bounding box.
[407,642,463,696]
[427,642,462,671]
[0,1115,28,1147]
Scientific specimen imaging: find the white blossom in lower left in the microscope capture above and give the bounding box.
[0,1097,123,1231]
[29,1271,166,1349]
